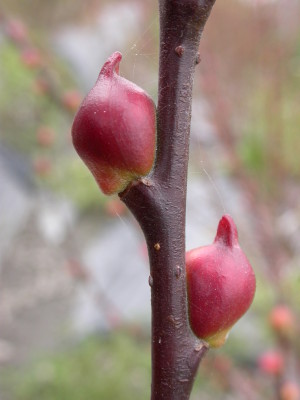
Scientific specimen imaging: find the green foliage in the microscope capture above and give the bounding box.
[1,329,260,400]
[0,44,38,151]
[2,332,151,400]
[0,44,61,153]
[239,132,266,174]
[238,76,300,198]
[0,41,107,211]
[46,158,108,211]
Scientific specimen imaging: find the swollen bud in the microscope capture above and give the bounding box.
[186,215,256,348]
[71,51,156,195]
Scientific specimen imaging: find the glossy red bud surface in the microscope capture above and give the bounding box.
[186,215,256,348]
[72,51,156,195]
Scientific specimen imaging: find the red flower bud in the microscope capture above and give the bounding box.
[269,305,295,338]
[72,51,156,195]
[5,18,28,44]
[36,126,55,147]
[62,90,82,112]
[186,215,256,348]
[280,382,300,400]
[258,350,284,376]
[33,157,52,177]
[21,48,43,68]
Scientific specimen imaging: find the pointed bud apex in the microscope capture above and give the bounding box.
[214,214,238,247]
[71,51,156,195]
[186,215,256,348]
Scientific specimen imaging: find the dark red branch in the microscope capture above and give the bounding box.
[120,1,216,399]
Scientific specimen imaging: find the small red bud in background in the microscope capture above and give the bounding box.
[62,90,82,112]
[106,311,122,330]
[21,48,43,68]
[33,157,52,177]
[269,305,295,338]
[5,18,28,44]
[104,198,127,217]
[280,382,300,400]
[212,354,232,375]
[65,259,89,282]
[186,215,256,348]
[36,126,55,147]
[72,51,156,195]
[258,350,284,376]
[33,77,50,95]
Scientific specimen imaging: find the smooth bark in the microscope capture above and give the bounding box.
[120,1,216,398]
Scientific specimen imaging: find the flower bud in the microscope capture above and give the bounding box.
[5,18,28,44]
[258,350,284,376]
[186,215,256,348]
[63,90,82,112]
[36,126,55,147]
[269,305,295,338]
[72,51,156,195]
[280,381,300,400]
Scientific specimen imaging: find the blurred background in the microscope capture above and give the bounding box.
[0,0,300,399]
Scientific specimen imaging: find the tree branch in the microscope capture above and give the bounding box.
[120,1,216,398]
